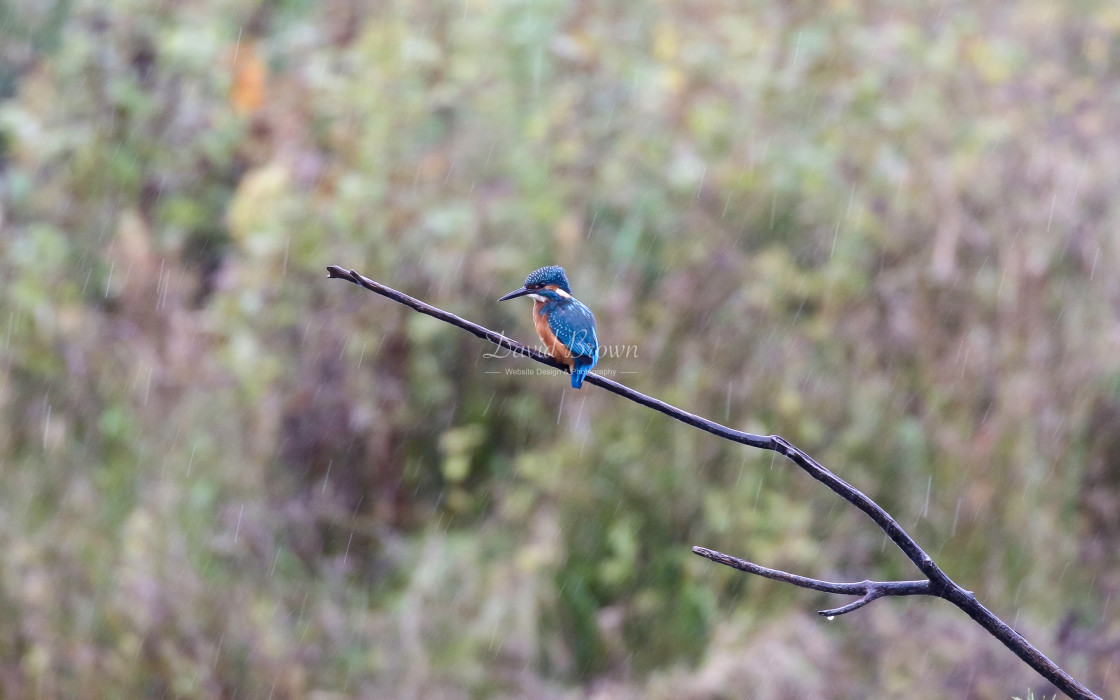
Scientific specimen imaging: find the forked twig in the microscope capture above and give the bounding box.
[327,265,1100,700]
[691,546,930,617]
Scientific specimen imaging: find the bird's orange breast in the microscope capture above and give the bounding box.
[533,300,574,368]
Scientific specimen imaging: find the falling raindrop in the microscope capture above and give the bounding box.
[42,402,51,449]
[213,634,224,668]
[488,619,499,651]
[233,504,244,543]
[604,100,617,130]
[233,26,243,63]
[155,258,166,311]
[921,475,931,519]
[826,615,835,621]
[342,532,354,566]
[694,166,706,199]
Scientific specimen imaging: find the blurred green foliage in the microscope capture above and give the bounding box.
[2,0,1120,696]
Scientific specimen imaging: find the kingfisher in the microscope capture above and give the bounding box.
[499,265,599,388]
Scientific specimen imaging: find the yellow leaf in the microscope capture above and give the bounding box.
[226,163,291,254]
[229,40,267,115]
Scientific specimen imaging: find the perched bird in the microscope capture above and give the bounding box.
[499,265,599,388]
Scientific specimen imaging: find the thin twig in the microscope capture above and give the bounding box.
[691,546,929,617]
[326,266,1101,700]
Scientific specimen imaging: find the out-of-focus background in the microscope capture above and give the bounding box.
[1,0,1118,697]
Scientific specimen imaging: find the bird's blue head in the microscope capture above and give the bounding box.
[523,265,571,293]
[498,265,573,301]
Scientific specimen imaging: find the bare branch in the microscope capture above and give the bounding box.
[327,266,1101,700]
[691,546,929,617]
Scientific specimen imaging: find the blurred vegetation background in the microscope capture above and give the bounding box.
[1,0,1119,697]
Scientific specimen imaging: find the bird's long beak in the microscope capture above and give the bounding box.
[498,286,533,301]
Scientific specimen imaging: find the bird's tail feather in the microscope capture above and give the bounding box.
[570,362,593,389]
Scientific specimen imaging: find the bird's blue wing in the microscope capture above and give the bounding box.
[547,300,599,365]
